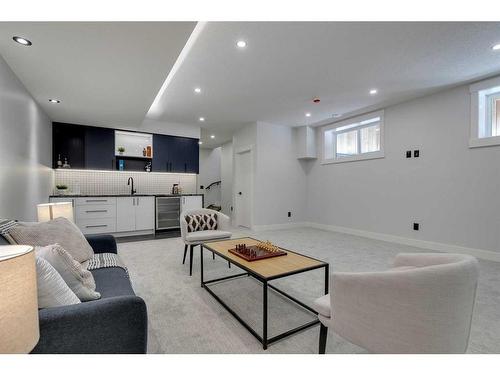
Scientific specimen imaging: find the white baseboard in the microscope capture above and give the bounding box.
[303,222,500,262]
[252,222,307,232]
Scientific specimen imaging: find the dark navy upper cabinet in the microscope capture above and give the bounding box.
[53,123,86,169]
[153,134,199,173]
[152,134,171,172]
[85,126,115,170]
[53,123,199,174]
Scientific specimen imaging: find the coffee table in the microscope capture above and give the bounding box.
[200,237,329,350]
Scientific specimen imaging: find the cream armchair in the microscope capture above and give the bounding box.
[180,208,232,276]
[314,253,479,354]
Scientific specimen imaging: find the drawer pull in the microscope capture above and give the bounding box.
[86,199,108,202]
[85,210,108,213]
[85,224,108,228]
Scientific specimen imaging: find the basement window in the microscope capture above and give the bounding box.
[470,76,500,148]
[322,110,384,164]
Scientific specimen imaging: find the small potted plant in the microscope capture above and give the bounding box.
[56,184,68,195]
[117,146,125,155]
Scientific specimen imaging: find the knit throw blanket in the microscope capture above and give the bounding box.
[87,253,129,276]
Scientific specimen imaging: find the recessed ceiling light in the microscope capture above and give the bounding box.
[369,89,378,95]
[194,87,201,93]
[48,99,60,104]
[198,141,203,145]
[305,113,311,117]
[199,117,205,122]
[492,44,500,51]
[12,36,32,46]
[332,113,342,118]
[236,40,247,48]
[210,135,215,139]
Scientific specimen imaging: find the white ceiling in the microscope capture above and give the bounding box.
[149,22,500,146]
[0,22,196,128]
[1,22,500,149]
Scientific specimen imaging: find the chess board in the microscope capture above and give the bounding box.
[228,243,287,262]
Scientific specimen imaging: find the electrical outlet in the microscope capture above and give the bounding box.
[287,211,292,217]
[414,150,420,158]
[413,222,419,231]
[406,150,412,158]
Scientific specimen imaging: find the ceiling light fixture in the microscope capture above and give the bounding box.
[236,40,247,48]
[12,36,32,46]
[305,113,311,117]
[198,141,203,145]
[199,117,205,122]
[48,99,60,104]
[369,89,378,95]
[194,87,201,93]
[492,43,500,51]
[210,135,215,139]
[332,113,342,118]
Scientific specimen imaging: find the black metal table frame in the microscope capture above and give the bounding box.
[200,239,329,350]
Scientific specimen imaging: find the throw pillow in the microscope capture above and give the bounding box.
[200,213,218,230]
[185,214,201,232]
[36,244,101,301]
[0,219,18,244]
[9,217,94,263]
[185,213,218,232]
[36,256,81,308]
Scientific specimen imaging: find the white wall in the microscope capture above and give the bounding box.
[220,141,233,216]
[254,122,307,227]
[0,55,53,221]
[140,118,200,139]
[306,84,500,254]
[232,122,307,229]
[198,147,221,207]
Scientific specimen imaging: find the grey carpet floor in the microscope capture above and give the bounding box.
[117,227,500,354]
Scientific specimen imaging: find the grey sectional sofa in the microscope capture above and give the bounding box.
[0,234,148,354]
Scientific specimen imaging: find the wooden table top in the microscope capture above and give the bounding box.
[202,237,327,280]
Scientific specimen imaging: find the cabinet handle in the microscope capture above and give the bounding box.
[133,198,135,206]
[86,199,108,202]
[184,163,187,172]
[85,210,107,213]
[137,197,140,205]
[86,224,108,228]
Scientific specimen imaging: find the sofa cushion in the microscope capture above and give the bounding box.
[314,294,331,318]
[36,244,101,302]
[91,267,135,298]
[9,217,94,263]
[185,230,232,243]
[36,256,81,308]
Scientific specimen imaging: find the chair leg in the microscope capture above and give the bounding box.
[189,245,194,276]
[182,244,188,264]
[319,323,328,354]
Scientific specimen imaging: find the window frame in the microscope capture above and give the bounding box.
[469,75,500,148]
[321,110,385,164]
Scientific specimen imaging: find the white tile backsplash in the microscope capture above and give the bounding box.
[54,169,197,195]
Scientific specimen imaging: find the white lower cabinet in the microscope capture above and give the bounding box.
[116,196,154,233]
[180,195,203,213]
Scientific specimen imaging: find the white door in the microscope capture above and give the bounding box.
[135,196,155,231]
[116,197,136,232]
[181,195,203,213]
[235,149,252,228]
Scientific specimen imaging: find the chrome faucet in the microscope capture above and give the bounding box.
[127,177,136,195]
